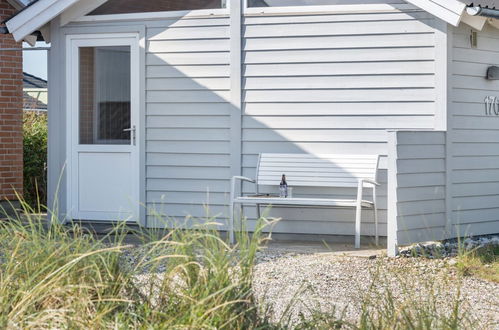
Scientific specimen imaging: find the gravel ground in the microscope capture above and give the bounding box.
[253,247,499,328]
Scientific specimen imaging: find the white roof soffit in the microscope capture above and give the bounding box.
[6,0,79,42]
[5,0,106,43]
[404,0,467,26]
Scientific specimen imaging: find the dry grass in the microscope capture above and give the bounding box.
[456,245,499,283]
[0,200,483,329]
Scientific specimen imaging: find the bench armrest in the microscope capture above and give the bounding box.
[230,176,256,200]
[232,176,256,184]
[359,178,380,186]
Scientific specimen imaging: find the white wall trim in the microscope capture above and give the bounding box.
[444,26,454,239]
[434,19,448,131]
[229,0,243,208]
[74,8,230,23]
[47,16,65,223]
[243,3,418,16]
[386,130,399,257]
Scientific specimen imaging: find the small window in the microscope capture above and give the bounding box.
[90,0,226,15]
[79,46,131,145]
[248,0,402,7]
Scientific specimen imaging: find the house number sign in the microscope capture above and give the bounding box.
[484,96,499,115]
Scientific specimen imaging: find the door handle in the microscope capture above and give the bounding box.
[123,125,136,145]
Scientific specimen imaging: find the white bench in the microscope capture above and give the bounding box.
[230,153,380,248]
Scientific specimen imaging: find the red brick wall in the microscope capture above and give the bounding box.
[0,0,23,201]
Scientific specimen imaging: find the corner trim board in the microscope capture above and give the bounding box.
[229,0,243,203]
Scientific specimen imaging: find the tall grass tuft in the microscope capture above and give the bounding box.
[0,212,129,328]
[117,215,274,328]
[0,199,480,328]
[0,202,274,328]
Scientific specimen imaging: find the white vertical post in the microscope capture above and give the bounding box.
[229,0,243,236]
[355,180,363,249]
[387,131,399,257]
[444,23,454,240]
[433,19,448,131]
[373,185,379,246]
[47,16,66,223]
[433,19,454,240]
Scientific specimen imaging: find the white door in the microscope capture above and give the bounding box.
[67,34,140,222]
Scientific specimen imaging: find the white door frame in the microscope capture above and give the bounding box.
[66,33,140,222]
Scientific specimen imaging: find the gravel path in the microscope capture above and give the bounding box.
[253,247,499,328]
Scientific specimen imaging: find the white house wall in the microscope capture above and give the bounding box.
[240,8,439,235]
[53,3,446,237]
[144,17,232,227]
[387,130,447,254]
[450,23,499,238]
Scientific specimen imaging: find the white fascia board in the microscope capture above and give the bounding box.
[6,0,81,42]
[405,0,466,26]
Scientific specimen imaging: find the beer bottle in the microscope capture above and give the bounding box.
[279,174,288,198]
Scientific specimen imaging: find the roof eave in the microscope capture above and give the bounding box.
[6,0,79,42]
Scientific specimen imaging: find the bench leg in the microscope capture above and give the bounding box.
[373,185,379,246]
[229,201,235,244]
[355,181,363,249]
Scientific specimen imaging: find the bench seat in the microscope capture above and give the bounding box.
[229,153,380,248]
[233,197,374,208]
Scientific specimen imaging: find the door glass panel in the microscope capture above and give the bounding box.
[79,46,131,145]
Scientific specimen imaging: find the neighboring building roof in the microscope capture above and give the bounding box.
[23,72,47,89]
[465,1,499,8]
[23,91,47,111]
[23,72,47,111]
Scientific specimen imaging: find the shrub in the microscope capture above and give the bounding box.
[23,111,48,209]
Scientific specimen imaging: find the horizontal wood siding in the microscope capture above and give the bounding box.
[450,24,499,237]
[241,9,438,236]
[62,4,445,238]
[389,131,447,246]
[145,16,232,225]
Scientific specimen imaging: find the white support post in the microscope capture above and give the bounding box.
[373,185,379,246]
[229,0,243,238]
[444,23,454,240]
[47,16,66,224]
[387,131,399,257]
[355,180,363,249]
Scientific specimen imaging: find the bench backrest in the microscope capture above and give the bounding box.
[256,153,380,188]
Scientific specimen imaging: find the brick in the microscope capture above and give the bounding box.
[0,0,23,201]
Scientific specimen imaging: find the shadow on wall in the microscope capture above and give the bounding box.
[139,7,443,237]
[64,6,446,239]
